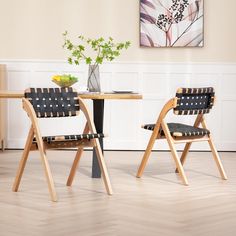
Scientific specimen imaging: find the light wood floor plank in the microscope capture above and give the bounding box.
[0,150,236,236]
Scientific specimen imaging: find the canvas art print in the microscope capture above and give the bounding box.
[140,0,204,47]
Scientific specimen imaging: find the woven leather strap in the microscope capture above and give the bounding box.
[25,87,80,118]
[174,87,215,115]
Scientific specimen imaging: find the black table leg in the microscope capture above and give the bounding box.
[92,99,104,178]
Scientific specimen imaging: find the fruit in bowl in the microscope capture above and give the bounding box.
[52,74,78,87]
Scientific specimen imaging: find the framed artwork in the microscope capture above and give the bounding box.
[140,0,204,47]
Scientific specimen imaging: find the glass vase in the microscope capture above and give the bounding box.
[87,65,101,92]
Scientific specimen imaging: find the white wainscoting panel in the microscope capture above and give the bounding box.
[1,60,236,151]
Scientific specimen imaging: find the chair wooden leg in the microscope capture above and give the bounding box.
[200,118,227,180]
[39,149,58,202]
[67,123,89,186]
[66,148,84,186]
[36,137,57,202]
[136,128,160,178]
[208,137,227,180]
[168,140,189,185]
[175,142,192,173]
[175,114,202,173]
[161,122,189,185]
[12,125,34,192]
[94,139,113,195]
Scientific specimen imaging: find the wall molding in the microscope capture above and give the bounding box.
[1,60,236,151]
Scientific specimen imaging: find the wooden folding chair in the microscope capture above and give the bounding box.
[137,87,227,185]
[12,88,112,201]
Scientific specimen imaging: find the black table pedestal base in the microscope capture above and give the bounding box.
[92,99,104,178]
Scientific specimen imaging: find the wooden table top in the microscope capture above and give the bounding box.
[0,90,142,100]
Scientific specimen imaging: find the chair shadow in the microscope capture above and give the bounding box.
[77,167,91,177]
[115,163,184,185]
[186,169,221,179]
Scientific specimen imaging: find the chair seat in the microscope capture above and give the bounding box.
[143,123,210,137]
[34,133,104,143]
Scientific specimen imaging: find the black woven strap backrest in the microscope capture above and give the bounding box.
[174,87,215,115]
[25,88,80,118]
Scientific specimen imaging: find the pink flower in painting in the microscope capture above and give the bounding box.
[140,0,204,47]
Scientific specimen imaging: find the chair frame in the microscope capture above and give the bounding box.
[137,96,227,185]
[12,95,112,202]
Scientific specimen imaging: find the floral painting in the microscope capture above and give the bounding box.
[140,0,204,47]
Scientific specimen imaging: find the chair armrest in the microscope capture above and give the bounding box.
[22,98,44,148]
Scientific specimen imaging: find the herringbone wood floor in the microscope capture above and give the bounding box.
[0,150,236,236]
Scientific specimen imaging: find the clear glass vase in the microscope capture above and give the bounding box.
[87,65,101,92]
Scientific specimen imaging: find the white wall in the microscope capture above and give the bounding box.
[2,60,236,151]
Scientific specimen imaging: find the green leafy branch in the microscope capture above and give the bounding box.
[62,31,131,69]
